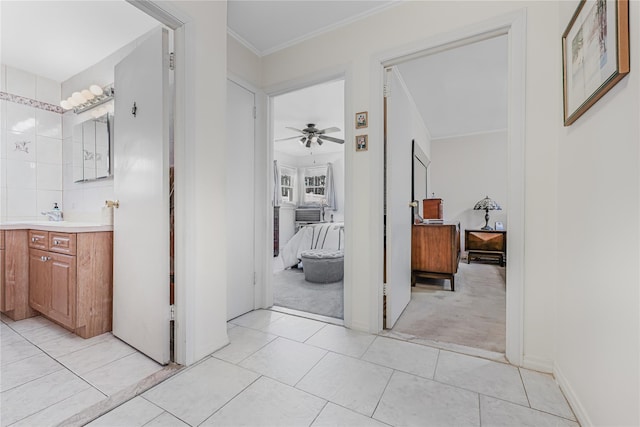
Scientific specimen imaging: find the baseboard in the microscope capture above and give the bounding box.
[554,363,592,427]
[522,355,554,373]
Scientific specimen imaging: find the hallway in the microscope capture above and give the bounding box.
[85,310,577,426]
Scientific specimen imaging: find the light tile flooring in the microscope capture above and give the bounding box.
[0,314,166,427]
[88,309,579,427]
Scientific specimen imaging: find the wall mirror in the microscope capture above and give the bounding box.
[73,114,112,182]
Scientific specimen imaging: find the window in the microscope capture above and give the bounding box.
[280,166,296,204]
[303,166,327,205]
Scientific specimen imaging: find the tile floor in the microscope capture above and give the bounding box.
[87,309,579,427]
[0,314,165,427]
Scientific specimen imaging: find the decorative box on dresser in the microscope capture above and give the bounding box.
[411,222,460,291]
[422,198,443,219]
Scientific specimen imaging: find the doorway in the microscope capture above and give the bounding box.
[270,79,346,322]
[379,14,526,364]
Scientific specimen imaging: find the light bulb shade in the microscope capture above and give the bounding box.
[60,100,72,110]
[89,85,103,96]
[67,96,79,107]
[473,196,502,211]
[81,89,95,100]
[72,91,86,104]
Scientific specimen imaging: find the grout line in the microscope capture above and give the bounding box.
[478,393,483,426]
[308,400,330,426]
[293,348,330,388]
[518,367,532,408]
[370,368,395,418]
[140,396,190,426]
[197,374,263,425]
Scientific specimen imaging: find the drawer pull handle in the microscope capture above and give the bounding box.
[40,256,51,262]
[32,237,38,242]
[54,240,60,245]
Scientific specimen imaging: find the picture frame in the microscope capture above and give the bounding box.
[562,0,629,126]
[355,111,368,129]
[355,134,368,152]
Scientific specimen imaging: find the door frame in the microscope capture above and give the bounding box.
[262,69,352,327]
[369,10,526,365]
[125,0,189,365]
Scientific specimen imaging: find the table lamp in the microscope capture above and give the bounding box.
[473,196,502,230]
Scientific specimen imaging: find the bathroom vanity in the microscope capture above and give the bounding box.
[0,222,113,338]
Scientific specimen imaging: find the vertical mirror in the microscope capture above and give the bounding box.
[73,114,112,182]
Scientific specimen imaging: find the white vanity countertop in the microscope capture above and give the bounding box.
[0,221,113,233]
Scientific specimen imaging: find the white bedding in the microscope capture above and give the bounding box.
[280,222,344,268]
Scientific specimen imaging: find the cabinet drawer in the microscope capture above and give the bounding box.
[49,233,76,255]
[465,231,506,252]
[29,230,49,250]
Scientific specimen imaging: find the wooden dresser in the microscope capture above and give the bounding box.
[411,222,460,291]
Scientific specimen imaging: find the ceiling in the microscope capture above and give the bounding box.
[396,35,508,140]
[273,80,345,157]
[0,1,159,83]
[227,1,397,56]
[1,1,506,141]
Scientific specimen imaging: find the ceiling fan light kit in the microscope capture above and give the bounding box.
[276,123,345,148]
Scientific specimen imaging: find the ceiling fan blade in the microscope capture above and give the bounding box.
[285,127,305,134]
[318,127,340,134]
[305,139,311,148]
[317,139,324,146]
[318,135,344,144]
[275,135,304,142]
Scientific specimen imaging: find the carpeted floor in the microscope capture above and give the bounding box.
[391,261,506,353]
[273,268,343,319]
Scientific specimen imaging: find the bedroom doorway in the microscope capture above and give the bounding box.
[381,19,525,363]
[271,79,346,322]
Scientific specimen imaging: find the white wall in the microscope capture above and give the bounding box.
[554,1,639,425]
[0,65,63,221]
[227,35,261,88]
[430,130,507,252]
[261,1,559,365]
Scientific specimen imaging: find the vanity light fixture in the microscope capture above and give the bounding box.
[60,84,114,114]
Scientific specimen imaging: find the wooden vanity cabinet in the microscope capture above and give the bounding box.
[27,231,112,338]
[29,249,77,329]
[1,230,37,320]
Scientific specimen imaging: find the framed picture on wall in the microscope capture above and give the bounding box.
[562,0,629,126]
[355,111,368,129]
[356,134,368,152]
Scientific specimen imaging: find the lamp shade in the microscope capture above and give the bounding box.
[473,196,502,211]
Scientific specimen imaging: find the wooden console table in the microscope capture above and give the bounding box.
[411,222,460,291]
[465,229,506,266]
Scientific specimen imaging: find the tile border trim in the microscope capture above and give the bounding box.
[0,91,64,114]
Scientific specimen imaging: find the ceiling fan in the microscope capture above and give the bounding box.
[276,123,344,148]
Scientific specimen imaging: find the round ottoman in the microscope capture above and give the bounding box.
[300,249,344,283]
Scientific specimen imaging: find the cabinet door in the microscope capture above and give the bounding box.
[29,249,51,314]
[48,253,76,329]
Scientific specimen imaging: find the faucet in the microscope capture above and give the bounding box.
[41,203,63,222]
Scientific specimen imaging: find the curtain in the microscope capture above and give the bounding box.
[273,160,282,207]
[325,162,337,210]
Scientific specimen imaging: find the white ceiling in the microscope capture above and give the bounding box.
[396,35,508,140]
[0,1,159,83]
[227,0,397,56]
[273,80,345,157]
[1,1,506,141]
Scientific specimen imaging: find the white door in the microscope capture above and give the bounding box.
[226,80,255,320]
[113,28,171,364]
[385,68,413,328]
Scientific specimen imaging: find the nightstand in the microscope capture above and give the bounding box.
[465,229,506,266]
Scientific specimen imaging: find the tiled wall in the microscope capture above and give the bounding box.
[1,65,63,221]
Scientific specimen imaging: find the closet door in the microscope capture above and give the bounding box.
[226,80,256,320]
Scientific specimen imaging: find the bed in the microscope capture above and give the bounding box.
[280,222,344,269]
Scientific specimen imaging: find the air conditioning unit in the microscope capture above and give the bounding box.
[295,208,322,228]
